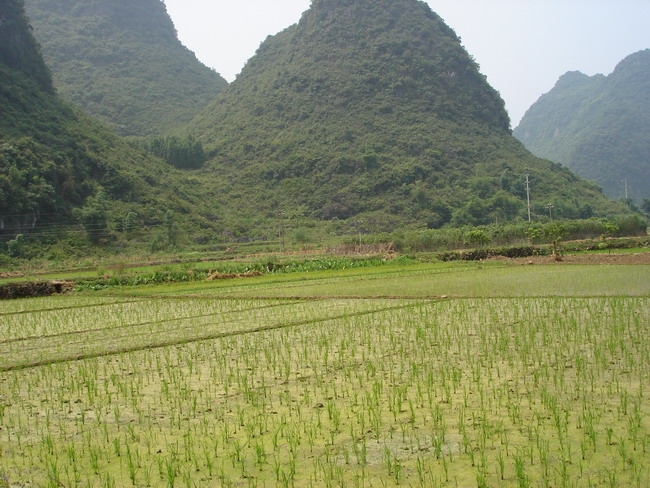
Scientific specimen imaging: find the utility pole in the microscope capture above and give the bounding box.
[525,174,531,222]
[546,203,554,221]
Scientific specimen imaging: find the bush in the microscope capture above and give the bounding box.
[396,217,646,253]
[612,214,647,236]
[7,234,25,258]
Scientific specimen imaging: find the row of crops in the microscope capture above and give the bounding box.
[1,275,648,487]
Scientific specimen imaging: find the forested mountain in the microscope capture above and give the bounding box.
[0,0,216,245]
[0,0,52,92]
[188,0,622,233]
[24,0,228,136]
[1,0,629,252]
[514,50,650,201]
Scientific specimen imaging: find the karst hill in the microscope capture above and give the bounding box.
[2,0,629,247]
[515,49,650,202]
[0,0,215,242]
[24,0,228,137]
[187,0,621,233]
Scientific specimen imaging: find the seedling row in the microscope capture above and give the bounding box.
[1,293,648,487]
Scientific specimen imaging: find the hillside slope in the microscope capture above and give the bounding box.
[188,0,622,235]
[24,0,228,136]
[0,0,52,92]
[514,50,650,201]
[0,0,216,245]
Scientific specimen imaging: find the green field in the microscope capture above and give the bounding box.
[1,260,649,487]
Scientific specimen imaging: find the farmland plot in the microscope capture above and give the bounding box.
[0,264,649,487]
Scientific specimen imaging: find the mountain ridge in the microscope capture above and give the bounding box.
[186,0,620,234]
[0,0,219,247]
[1,0,630,251]
[0,0,52,92]
[24,0,228,136]
[514,49,650,201]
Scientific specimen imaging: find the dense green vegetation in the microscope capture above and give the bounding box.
[514,49,650,202]
[138,134,207,169]
[392,215,648,253]
[0,0,225,256]
[0,0,52,92]
[24,0,228,136]
[1,0,642,264]
[187,0,626,237]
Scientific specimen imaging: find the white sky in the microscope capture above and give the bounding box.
[163,0,650,126]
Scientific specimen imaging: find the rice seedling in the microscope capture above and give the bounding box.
[0,262,647,486]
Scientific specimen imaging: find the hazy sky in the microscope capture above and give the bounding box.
[164,0,650,126]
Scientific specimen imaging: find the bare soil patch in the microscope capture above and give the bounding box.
[0,271,23,279]
[0,280,74,300]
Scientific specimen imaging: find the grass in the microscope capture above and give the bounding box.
[96,260,649,299]
[0,258,648,487]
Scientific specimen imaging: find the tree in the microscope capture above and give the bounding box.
[7,234,25,258]
[467,229,490,247]
[145,135,207,169]
[544,222,568,261]
[489,190,522,221]
[453,197,490,226]
[642,199,650,215]
[163,210,178,247]
[0,139,57,234]
[123,212,138,238]
[74,191,109,243]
